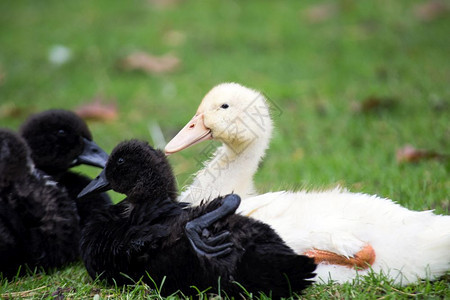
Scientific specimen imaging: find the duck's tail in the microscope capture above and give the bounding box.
[414,213,450,280]
[370,210,450,285]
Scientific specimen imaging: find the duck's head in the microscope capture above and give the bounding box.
[165,83,273,155]
[20,109,109,175]
[78,140,177,201]
[0,129,32,187]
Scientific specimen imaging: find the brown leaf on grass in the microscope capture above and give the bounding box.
[118,52,180,74]
[0,104,34,119]
[148,0,183,9]
[351,96,397,113]
[413,0,449,22]
[396,145,447,163]
[302,3,338,23]
[74,96,118,122]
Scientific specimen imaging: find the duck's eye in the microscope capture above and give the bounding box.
[221,103,229,109]
[117,158,125,165]
[57,129,66,136]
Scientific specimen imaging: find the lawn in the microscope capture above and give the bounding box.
[0,0,449,298]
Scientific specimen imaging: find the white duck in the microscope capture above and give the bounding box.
[165,83,450,285]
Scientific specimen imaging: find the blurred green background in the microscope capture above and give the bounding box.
[1,1,449,208]
[1,0,449,298]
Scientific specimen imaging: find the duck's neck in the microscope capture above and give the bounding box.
[180,135,270,205]
[127,192,183,222]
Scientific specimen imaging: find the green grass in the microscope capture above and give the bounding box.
[1,0,449,298]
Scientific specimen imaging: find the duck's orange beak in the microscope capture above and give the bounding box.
[165,113,212,155]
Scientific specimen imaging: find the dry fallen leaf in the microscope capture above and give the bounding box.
[302,3,338,23]
[413,0,449,22]
[396,145,447,163]
[74,96,118,122]
[0,104,34,119]
[118,52,180,74]
[351,96,397,113]
[148,0,183,9]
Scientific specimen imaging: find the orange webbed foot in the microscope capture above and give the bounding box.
[303,244,376,269]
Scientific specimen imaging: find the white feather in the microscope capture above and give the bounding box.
[171,83,450,285]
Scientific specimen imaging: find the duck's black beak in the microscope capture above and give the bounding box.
[77,169,111,199]
[75,138,109,168]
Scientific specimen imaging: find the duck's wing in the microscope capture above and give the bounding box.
[236,191,373,266]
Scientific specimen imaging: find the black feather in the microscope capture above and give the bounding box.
[0,129,80,277]
[0,109,111,278]
[19,109,112,226]
[81,140,316,298]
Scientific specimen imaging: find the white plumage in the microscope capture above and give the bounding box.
[239,189,450,284]
[165,82,450,285]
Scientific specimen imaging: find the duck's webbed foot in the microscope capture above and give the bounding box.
[304,244,376,270]
[185,194,241,259]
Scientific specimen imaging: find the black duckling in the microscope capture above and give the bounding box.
[0,129,80,278]
[0,129,30,277]
[78,139,316,298]
[19,109,111,224]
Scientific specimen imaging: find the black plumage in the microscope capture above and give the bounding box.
[19,109,111,225]
[79,140,316,298]
[0,129,79,277]
[0,109,111,278]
